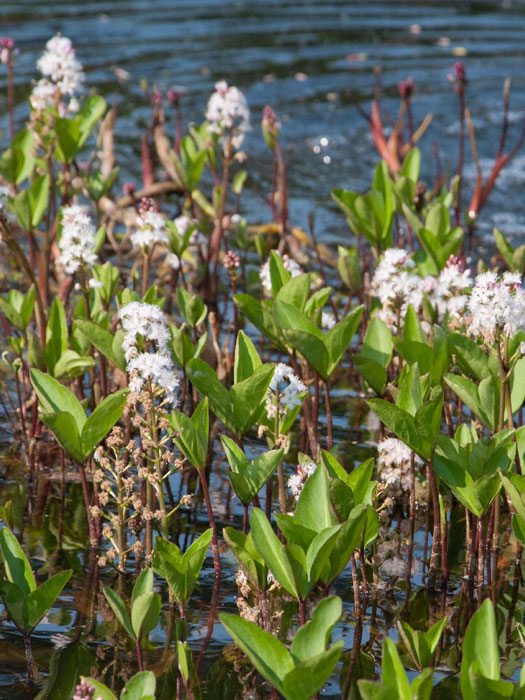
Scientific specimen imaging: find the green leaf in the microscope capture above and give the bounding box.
[469,669,514,698]
[305,525,340,585]
[13,190,31,229]
[382,637,412,698]
[414,387,443,458]
[447,333,495,381]
[30,369,87,433]
[269,250,291,296]
[355,356,387,395]
[250,508,298,598]
[28,173,50,227]
[20,285,36,330]
[282,643,344,700]
[326,504,369,583]
[44,297,69,375]
[34,642,95,700]
[77,95,107,148]
[131,569,153,607]
[131,592,161,640]
[233,330,261,384]
[53,350,96,381]
[234,294,286,350]
[230,365,275,435]
[461,598,500,700]
[0,579,26,630]
[494,228,519,271]
[220,613,293,696]
[325,305,364,376]
[445,374,497,431]
[223,528,267,591]
[153,529,212,605]
[0,527,35,595]
[361,317,393,368]
[500,473,525,522]
[401,148,420,182]
[171,397,209,470]
[367,398,421,456]
[103,587,135,640]
[75,319,126,371]
[177,288,207,327]
[40,412,84,463]
[25,569,72,631]
[276,273,311,312]
[121,671,157,700]
[510,358,525,414]
[222,437,282,505]
[273,301,328,379]
[337,245,361,292]
[291,596,342,662]
[357,682,392,700]
[81,388,128,456]
[186,359,235,433]
[295,465,337,532]
[55,116,81,163]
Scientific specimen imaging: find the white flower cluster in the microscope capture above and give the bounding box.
[260,252,303,296]
[377,438,423,494]
[321,311,336,330]
[371,249,425,332]
[31,34,84,113]
[287,459,316,500]
[119,302,178,406]
[425,258,471,321]
[466,271,525,343]
[58,204,97,275]
[131,211,169,251]
[127,353,179,406]
[265,362,306,419]
[205,80,251,149]
[371,250,473,332]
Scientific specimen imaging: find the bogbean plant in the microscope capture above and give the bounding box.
[0,33,523,700]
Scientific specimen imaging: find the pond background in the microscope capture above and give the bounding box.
[0,1,524,698]
[2,0,525,250]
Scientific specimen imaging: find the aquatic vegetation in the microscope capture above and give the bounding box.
[0,32,523,700]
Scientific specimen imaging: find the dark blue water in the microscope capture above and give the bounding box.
[2,0,525,251]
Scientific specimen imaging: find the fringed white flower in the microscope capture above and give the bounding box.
[31,34,84,114]
[119,302,179,407]
[466,270,525,343]
[58,204,97,275]
[266,363,306,419]
[127,352,179,407]
[206,80,251,149]
[131,211,169,251]
[287,459,316,500]
[371,248,425,333]
[119,302,171,362]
